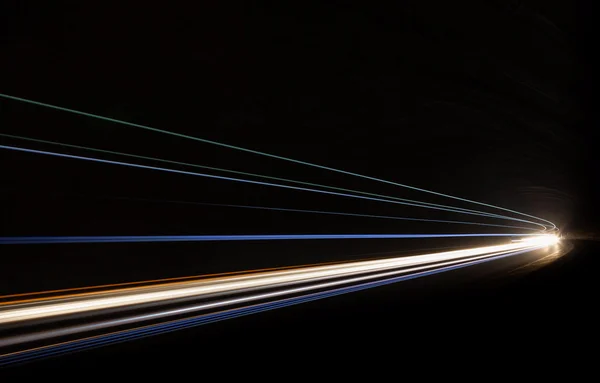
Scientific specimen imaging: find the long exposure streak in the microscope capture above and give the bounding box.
[0,144,549,229]
[0,93,556,229]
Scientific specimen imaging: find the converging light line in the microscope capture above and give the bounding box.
[0,93,557,229]
[0,144,549,229]
[0,233,542,245]
[0,133,536,225]
[100,198,540,231]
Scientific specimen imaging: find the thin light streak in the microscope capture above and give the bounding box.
[75,196,539,231]
[0,144,549,229]
[0,132,535,225]
[0,233,539,245]
[0,92,557,229]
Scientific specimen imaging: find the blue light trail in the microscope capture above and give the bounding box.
[0,233,540,245]
[0,92,557,230]
[0,132,533,224]
[0,144,549,229]
[104,198,539,231]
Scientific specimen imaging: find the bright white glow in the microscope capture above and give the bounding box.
[512,234,559,246]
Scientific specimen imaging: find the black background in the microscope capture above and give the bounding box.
[1,1,595,236]
[0,0,597,372]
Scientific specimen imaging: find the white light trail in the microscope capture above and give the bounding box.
[0,244,543,349]
[0,235,557,326]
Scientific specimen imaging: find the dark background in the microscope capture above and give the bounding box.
[1,1,595,235]
[0,0,597,372]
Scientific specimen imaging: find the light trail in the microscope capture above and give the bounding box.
[0,94,562,367]
[49,195,539,231]
[0,240,554,365]
[0,92,557,229]
[0,245,466,302]
[0,262,339,302]
[2,246,456,302]
[0,247,524,365]
[0,246,541,347]
[0,235,557,326]
[0,132,535,226]
[0,144,550,229]
[0,233,542,245]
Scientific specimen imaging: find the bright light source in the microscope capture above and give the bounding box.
[512,234,559,246]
